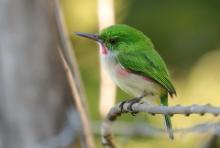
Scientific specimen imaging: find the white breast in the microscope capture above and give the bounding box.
[100,50,164,101]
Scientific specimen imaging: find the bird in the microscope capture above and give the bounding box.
[75,24,176,139]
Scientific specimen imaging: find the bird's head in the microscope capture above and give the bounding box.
[76,24,153,54]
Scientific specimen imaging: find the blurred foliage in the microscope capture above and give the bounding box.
[124,0,220,76]
[61,0,220,147]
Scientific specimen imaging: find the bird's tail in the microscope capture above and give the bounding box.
[164,114,174,139]
[160,94,174,140]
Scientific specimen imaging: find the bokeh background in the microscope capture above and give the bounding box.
[62,0,220,147]
[1,0,220,147]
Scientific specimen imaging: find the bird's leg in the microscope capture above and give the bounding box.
[119,92,147,115]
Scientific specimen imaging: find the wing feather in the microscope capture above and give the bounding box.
[117,50,176,96]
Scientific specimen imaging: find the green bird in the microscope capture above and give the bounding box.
[76,24,176,139]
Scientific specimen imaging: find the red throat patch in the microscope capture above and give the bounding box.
[100,44,108,55]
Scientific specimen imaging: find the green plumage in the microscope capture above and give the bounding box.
[101,24,176,96]
[117,50,176,97]
[101,24,176,139]
[77,24,176,139]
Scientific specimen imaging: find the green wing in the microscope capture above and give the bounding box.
[117,49,176,97]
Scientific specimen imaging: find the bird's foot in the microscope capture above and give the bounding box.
[119,94,146,116]
[119,100,128,113]
[127,96,143,116]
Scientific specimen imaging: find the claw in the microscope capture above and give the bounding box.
[119,100,127,113]
[119,93,146,115]
[127,98,140,114]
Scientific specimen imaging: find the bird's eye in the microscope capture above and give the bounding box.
[109,38,118,45]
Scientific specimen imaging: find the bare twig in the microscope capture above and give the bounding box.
[36,118,220,148]
[54,0,95,147]
[54,0,88,107]
[93,121,220,137]
[101,101,220,148]
[59,49,95,148]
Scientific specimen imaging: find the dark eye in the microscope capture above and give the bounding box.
[109,38,118,45]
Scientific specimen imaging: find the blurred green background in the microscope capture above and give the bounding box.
[62,0,220,147]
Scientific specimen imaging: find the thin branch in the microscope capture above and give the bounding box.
[101,101,220,148]
[94,121,220,137]
[36,118,220,148]
[59,49,95,148]
[54,0,88,107]
[54,0,95,147]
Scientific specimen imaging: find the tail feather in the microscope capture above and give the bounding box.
[160,94,174,139]
[164,114,174,140]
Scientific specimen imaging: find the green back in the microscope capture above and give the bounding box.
[100,24,176,96]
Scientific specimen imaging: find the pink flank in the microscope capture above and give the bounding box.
[116,65,130,77]
[143,76,153,82]
[116,65,153,82]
